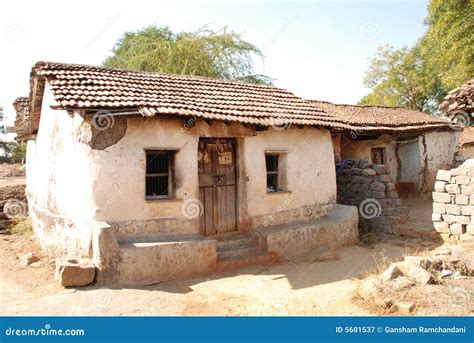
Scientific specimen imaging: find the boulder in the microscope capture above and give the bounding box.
[19,252,40,267]
[373,164,389,174]
[460,251,474,274]
[362,168,376,177]
[386,191,399,198]
[394,301,415,314]
[375,174,392,183]
[55,259,96,287]
[391,276,413,290]
[407,263,434,285]
[372,191,386,199]
[370,182,385,191]
[448,245,466,260]
[379,264,404,282]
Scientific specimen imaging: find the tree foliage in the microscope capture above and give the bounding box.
[104,26,272,85]
[422,0,474,90]
[359,45,443,112]
[0,141,26,163]
[360,0,473,112]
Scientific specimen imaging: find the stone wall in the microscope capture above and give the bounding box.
[336,159,409,234]
[432,159,474,241]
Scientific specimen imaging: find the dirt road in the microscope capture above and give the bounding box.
[1,232,440,316]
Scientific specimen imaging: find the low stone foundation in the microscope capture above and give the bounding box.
[432,159,474,241]
[92,204,358,285]
[249,201,335,229]
[336,159,409,234]
[92,222,217,286]
[255,204,358,259]
[113,218,197,242]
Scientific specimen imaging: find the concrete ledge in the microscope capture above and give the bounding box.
[255,204,359,259]
[116,234,217,286]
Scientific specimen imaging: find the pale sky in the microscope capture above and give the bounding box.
[0,0,428,130]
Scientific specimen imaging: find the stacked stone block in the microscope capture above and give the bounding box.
[336,159,409,234]
[432,160,474,241]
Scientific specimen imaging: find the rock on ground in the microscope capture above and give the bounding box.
[394,301,416,314]
[407,263,434,285]
[19,252,40,267]
[461,251,474,274]
[55,259,96,287]
[379,264,403,282]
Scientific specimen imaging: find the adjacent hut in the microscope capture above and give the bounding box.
[308,100,459,197]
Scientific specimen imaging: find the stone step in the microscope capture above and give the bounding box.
[216,251,279,273]
[217,242,261,259]
[216,234,255,250]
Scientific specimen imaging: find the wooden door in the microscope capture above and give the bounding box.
[198,138,237,235]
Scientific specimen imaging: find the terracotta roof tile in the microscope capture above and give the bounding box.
[440,79,474,116]
[460,126,474,146]
[13,97,29,131]
[30,62,350,130]
[307,100,452,133]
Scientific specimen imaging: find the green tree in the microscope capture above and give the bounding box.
[421,0,474,91]
[104,26,272,85]
[360,0,473,111]
[359,45,443,112]
[0,141,26,163]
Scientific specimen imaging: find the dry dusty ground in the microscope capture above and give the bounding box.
[0,168,472,316]
[0,229,472,316]
[0,163,26,188]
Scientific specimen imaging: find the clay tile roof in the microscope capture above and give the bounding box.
[439,78,474,116]
[306,100,453,133]
[30,61,351,130]
[13,97,30,132]
[459,126,474,147]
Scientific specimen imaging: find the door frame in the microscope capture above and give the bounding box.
[198,137,239,236]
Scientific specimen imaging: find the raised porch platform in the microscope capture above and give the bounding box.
[93,204,358,286]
